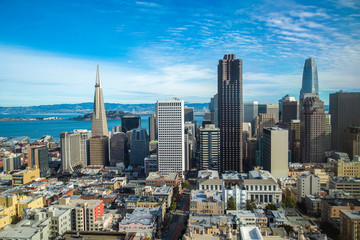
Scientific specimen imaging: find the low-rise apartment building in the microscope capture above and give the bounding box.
[190,190,224,215]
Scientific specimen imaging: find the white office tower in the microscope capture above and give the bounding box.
[60,132,82,172]
[157,98,185,176]
[263,127,288,178]
[73,129,92,167]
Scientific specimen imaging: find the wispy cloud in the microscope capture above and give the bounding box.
[135,1,160,7]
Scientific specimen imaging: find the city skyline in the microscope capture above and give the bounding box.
[1,0,360,106]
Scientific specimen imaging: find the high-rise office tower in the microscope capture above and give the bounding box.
[210,94,219,127]
[330,92,360,152]
[299,58,319,107]
[289,120,301,163]
[149,113,157,141]
[254,113,276,137]
[258,104,279,123]
[130,128,149,166]
[121,116,140,133]
[89,136,109,166]
[27,145,49,177]
[246,138,258,169]
[343,126,360,160]
[60,132,82,172]
[72,129,91,167]
[185,121,197,170]
[184,106,194,122]
[91,65,108,137]
[110,132,128,167]
[300,97,325,163]
[199,124,220,171]
[157,99,185,175]
[218,54,243,173]
[89,65,110,166]
[263,127,289,178]
[112,125,122,134]
[281,95,299,125]
[244,101,258,123]
[325,114,332,151]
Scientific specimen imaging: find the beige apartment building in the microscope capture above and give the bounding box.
[190,190,224,215]
[340,210,360,240]
[335,158,360,177]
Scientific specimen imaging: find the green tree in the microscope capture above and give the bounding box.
[283,224,295,235]
[182,181,189,189]
[246,200,257,210]
[283,196,296,208]
[265,203,278,210]
[227,196,236,210]
[170,201,177,211]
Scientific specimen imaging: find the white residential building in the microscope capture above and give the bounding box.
[60,132,82,172]
[297,173,320,202]
[157,99,185,176]
[72,129,92,167]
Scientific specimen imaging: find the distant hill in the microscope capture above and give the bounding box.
[0,102,209,114]
[70,110,134,120]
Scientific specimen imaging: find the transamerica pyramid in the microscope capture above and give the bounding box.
[91,65,109,137]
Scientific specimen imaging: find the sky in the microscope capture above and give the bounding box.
[0,0,359,107]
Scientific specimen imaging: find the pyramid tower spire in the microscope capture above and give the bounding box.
[91,65,108,137]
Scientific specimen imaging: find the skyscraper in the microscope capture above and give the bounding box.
[121,116,140,133]
[253,113,276,137]
[130,128,149,166]
[157,98,185,175]
[184,106,194,122]
[110,132,128,167]
[149,113,157,142]
[263,127,288,178]
[199,124,220,171]
[330,92,360,152]
[91,65,108,137]
[281,95,299,125]
[300,97,325,163]
[289,120,301,163]
[27,145,49,177]
[300,58,319,107]
[243,101,258,123]
[218,54,243,173]
[89,65,110,166]
[343,126,360,160]
[60,132,82,172]
[258,104,279,123]
[72,129,92,167]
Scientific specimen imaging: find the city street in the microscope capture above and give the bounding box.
[162,192,190,240]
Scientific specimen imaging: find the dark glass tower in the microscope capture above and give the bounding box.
[300,58,319,106]
[218,54,243,172]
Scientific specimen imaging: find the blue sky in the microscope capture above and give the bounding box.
[0,0,359,107]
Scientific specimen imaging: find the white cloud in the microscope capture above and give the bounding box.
[0,45,216,106]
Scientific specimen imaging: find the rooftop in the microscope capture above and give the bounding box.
[222,171,243,180]
[191,190,222,203]
[340,210,360,220]
[240,227,263,240]
[0,226,39,239]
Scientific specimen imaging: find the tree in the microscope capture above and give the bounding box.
[246,200,257,210]
[182,181,189,189]
[227,196,236,210]
[170,201,177,211]
[265,203,278,210]
[283,196,296,208]
[283,224,295,235]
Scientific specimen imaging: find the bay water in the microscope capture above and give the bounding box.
[0,114,203,141]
